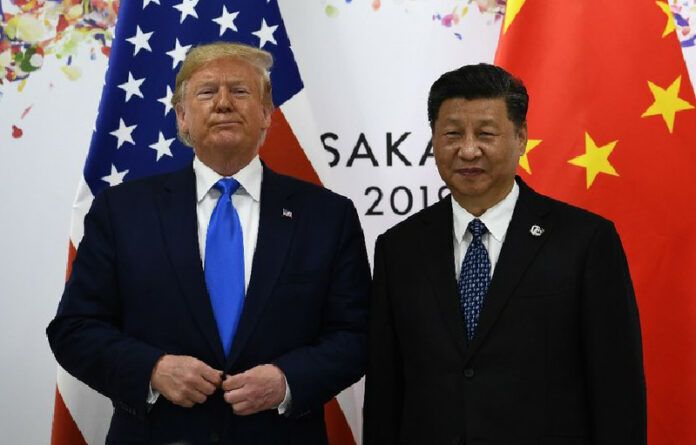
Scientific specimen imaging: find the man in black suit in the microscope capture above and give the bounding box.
[47,42,370,444]
[363,64,646,445]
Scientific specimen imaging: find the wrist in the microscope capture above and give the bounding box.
[150,354,168,392]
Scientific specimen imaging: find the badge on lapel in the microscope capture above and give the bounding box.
[529,224,544,237]
[282,208,293,219]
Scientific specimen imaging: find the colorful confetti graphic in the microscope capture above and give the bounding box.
[322,0,506,30]
[432,0,506,30]
[672,1,696,47]
[0,0,118,86]
[324,0,696,47]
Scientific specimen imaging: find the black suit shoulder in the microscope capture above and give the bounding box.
[534,189,610,225]
[377,180,620,253]
[528,187,618,245]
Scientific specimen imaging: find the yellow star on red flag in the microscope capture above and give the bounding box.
[641,75,695,133]
[568,133,619,189]
[655,1,676,37]
[519,139,541,174]
[503,0,528,34]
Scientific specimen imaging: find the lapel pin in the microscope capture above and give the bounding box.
[282,208,293,219]
[530,225,544,237]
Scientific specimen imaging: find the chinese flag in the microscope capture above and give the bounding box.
[495,1,696,443]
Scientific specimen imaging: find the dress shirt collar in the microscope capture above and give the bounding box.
[452,181,520,243]
[193,155,262,203]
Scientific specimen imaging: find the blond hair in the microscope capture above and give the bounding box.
[172,42,274,146]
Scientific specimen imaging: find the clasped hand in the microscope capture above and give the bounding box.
[151,355,286,415]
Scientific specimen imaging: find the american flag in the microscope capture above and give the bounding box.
[53,1,354,444]
[85,0,302,193]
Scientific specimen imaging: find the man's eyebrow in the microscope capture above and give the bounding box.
[225,79,252,87]
[192,80,217,89]
[441,117,461,125]
[440,117,499,126]
[477,118,499,126]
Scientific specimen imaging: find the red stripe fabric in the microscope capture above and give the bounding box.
[51,386,88,445]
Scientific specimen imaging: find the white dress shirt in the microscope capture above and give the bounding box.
[149,156,291,413]
[194,155,261,291]
[452,181,520,280]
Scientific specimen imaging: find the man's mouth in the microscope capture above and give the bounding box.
[456,168,484,176]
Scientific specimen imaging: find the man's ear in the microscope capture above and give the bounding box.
[175,103,187,134]
[262,106,273,130]
[517,121,528,156]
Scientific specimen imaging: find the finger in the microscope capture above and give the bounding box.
[225,372,247,390]
[193,377,218,396]
[231,400,254,416]
[185,387,208,405]
[222,373,246,391]
[172,390,196,408]
[224,388,247,405]
[198,364,224,387]
[177,399,194,408]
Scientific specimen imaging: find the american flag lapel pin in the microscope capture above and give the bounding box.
[282,208,293,219]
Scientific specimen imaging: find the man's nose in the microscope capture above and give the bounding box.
[215,88,233,111]
[457,135,481,160]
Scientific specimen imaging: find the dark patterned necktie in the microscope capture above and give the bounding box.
[458,218,491,344]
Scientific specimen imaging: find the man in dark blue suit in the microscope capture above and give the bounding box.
[47,42,370,445]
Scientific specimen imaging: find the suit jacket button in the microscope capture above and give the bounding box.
[210,431,221,443]
[463,368,474,378]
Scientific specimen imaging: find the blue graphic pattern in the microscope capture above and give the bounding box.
[458,218,491,343]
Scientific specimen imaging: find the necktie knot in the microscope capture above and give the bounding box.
[467,218,488,241]
[214,177,241,197]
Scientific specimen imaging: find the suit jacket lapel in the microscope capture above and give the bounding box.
[419,197,468,360]
[225,167,295,368]
[463,178,553,364]
[156,165,226,366]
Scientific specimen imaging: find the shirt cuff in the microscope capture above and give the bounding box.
[277,374,292,415]
[147,382,160,405]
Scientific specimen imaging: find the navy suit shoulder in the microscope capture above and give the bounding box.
[264,169,356,211]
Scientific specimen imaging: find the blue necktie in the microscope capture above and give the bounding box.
[458,218,491,344]
[205,178,245,357]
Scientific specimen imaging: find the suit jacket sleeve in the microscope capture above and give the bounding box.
[46,190,164,417]
[363,234,403,445]
[581,220,646,444]
[272,199,370,414]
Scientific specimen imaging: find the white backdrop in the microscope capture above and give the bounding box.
[1,0,695,443]
[0,46,107,442]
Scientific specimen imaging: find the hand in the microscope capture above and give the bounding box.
[151,354,222,408]
[222,364,287,415]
